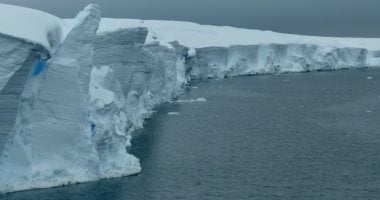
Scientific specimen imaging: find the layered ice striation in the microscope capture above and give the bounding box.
[1,4,380,193]
[0,4,105,193]
[0,35,48,155]
[188,44,370,79]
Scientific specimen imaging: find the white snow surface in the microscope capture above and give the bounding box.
[0,4,71,51]
[90,66,116,108]
[2,2,380,52]
[97,18,380,50]
[2,3,380,194]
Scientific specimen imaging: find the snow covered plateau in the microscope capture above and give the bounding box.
[1,4,380,193]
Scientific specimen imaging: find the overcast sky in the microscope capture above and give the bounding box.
[1,0,380,37]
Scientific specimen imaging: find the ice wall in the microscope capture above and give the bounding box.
[188,44,371,79]
[0,34,47,154]
[90,27,150,177]
[0,4,103,193]
[91,27,181,160]
[1,3,380,194]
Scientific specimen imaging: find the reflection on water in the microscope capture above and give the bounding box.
[1,68,380,200]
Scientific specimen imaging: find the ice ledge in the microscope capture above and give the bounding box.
[3,2,380,53]
[96,18,380,51]
[1,3,380,194]
[0,4,100,54]
[0,4,70,52]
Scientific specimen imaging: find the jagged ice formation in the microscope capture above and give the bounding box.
[0,4,380,193]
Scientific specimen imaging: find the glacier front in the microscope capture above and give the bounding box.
[1,4,380,193]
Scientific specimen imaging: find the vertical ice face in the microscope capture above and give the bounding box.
[0,35,47,156]
[1,3,380,194]
[93,27,152,131]
[170,41,191,87]
[0,4,103,193]
[188,47,229,79]
[187,44,369,79]
[0,35,38,91]
[145,43,178,101]
[91,28,181,173]
[90,27,150,177]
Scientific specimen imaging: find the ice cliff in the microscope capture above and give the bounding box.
[1,4,380,193]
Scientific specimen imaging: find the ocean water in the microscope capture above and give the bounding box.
[1,68,380,200]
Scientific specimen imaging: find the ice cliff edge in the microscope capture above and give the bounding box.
[0,4,129,193]
[1,4,380,193]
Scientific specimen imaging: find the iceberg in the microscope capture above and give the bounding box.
[0,3,380,193]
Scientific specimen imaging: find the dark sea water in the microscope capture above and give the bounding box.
[1,69,380,200]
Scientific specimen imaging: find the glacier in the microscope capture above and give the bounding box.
[1,4,380,193]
